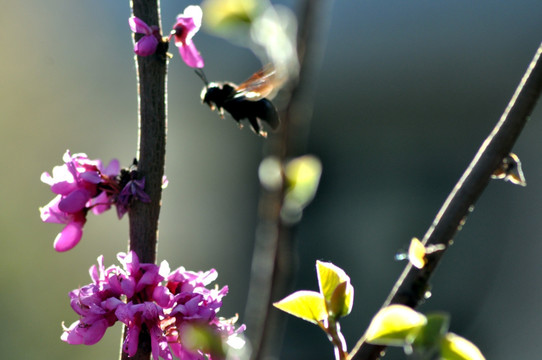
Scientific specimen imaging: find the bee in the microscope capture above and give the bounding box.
[196,66,282,137]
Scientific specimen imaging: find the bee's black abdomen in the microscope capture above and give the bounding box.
[257,98,279,130]
[222,98,278,135]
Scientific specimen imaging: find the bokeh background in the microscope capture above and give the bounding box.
[2,1,542,359]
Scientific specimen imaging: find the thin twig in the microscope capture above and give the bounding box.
[121,1,167,359]
[349,42,542,360]
[244,0,332,359]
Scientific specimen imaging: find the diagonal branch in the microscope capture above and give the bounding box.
[349,41,542,360]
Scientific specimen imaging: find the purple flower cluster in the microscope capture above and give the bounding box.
[62,252,245,360]
[129,5,204,68]
[40,150,150,252]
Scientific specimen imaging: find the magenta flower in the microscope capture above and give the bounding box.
[170,5,205,68]
[61,252,245,359]
[61,283,123,345]
[61,255,124,345]
[116,302,172,360]
[40,151,120,251]
[116,177,151,218]
[40,150,149,251]
[129,16,161,56]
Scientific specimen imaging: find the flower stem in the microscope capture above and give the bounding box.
[121,1,167,359]
[348,41,542,360]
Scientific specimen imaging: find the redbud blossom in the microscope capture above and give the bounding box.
[61,252,245,360]
[170,5,205,68]
[116,177,151,218]
[40,150,149,251]
[40,151,119,251]
[129,16,161,56]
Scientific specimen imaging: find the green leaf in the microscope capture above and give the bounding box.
[273,290,327,324]
[316,261,354,319]
[365,305,427,346]
[410,313,450,358]
[441,332,485,360]
[317,261,349,301]
[328,281,354,320]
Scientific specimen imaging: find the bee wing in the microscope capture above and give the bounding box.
[234,65,284,101]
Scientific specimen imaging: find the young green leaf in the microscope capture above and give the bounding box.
[410,313,450,359]
[317,261,350,301]
[316,261,354,319]
[441,332,485,360]
[365,305,427,346]
[273,290,327,324]
[328,281,354,320]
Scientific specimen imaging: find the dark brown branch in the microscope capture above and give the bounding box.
[128,0,166,265]
[349,42,542,360]
[121,1,167,360]
[244,1,332,359]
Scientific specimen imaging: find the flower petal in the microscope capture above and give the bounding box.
[80,170,102,184]
[40,196,67,223]
[173,17,197,44]
[88,191,112,215]
[149,324,173,360]
[129,16,152,35]
[61,318,109,345]
[103,158,120,177]
[123,323,141,356]
[61,321,84,344]
[178,41,204,68]
[54,221,84,252]
[58,188,91,213]
[84,319,109,345]
[50,180,78,195]
[134,35,159,56]
[182,5,203,31]
[40,171,54,186]
[153,286,173,308]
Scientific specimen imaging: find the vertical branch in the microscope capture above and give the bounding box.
[349,42,542,360]
[129,0,166,265]
[244,0,332,359]
[121,1,167,360]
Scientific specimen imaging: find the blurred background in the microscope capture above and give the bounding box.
[2,1,542,359]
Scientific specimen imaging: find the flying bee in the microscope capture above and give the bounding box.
[196,66,283,137]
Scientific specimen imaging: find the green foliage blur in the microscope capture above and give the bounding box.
[2,1,542,359]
